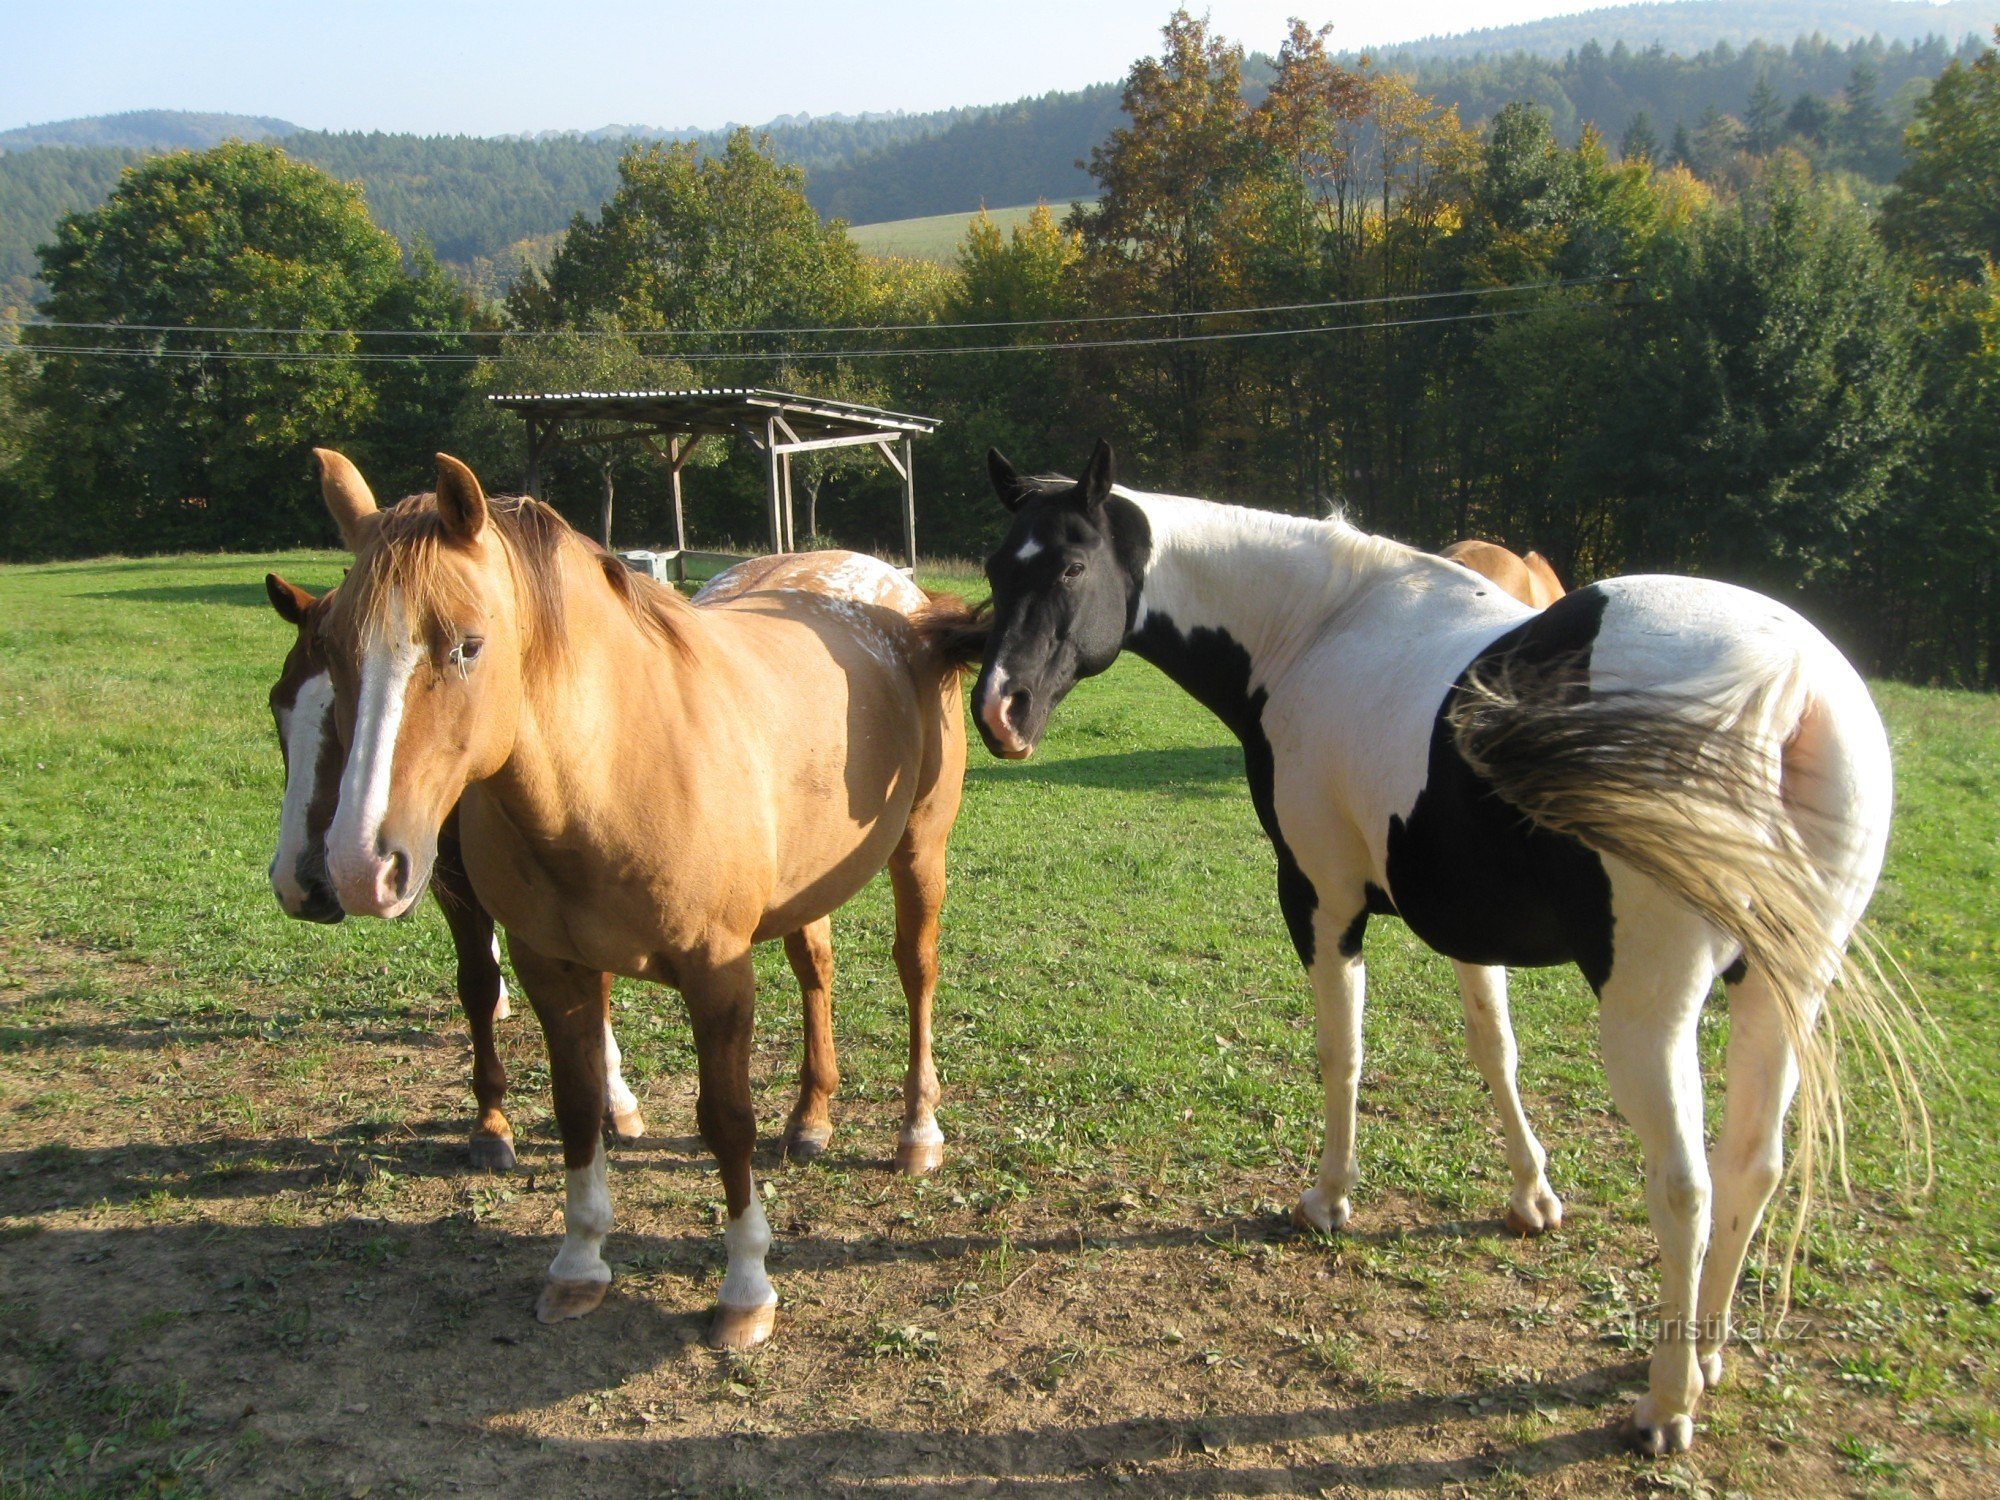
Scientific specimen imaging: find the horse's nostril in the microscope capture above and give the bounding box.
[388,849,411,899]
[1007,689,1031,728]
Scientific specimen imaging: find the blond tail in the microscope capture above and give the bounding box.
[1447,652,1933,1298]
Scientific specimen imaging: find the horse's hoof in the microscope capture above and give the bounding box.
[1630,1399,1695,1456]
[707,1302,776,1350]
[468,1132,517,1173]
[609,1108,647,1143]
[1292,1189,1350,1235]
[1503,1201,1562,1237]
[536,1276,608,1324]
[893,1135,944,1176]
[782,1127,831,1163]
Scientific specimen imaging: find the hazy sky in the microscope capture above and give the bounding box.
[10,1,1617,135]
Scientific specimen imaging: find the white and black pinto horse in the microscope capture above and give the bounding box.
[970,442,1903,1455]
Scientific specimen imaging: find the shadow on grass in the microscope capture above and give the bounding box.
[81,580,292,609]
[1,1219,1637,1495]
[966,745,1243,795]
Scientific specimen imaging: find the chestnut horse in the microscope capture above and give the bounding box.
[312,450,977,1349]
[1439,539,1565,609]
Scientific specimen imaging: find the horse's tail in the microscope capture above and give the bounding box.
[1448,647,1931,1292]
[910,591,991,676]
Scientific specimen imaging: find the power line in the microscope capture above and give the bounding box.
[12,276,1630,342]
[4,302,1620,366]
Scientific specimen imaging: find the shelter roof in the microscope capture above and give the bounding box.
[487,387,938,438]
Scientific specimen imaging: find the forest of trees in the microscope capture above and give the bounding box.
[2,13,1996,689]
[1,22,1990,311]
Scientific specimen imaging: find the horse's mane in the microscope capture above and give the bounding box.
[349,490,696,663]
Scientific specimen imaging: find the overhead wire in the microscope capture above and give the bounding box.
[5,295,1629,367]
[12,275,1631,342]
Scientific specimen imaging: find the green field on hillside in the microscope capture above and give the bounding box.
[848,203,1047,262]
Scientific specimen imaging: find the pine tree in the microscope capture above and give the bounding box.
[1620,111,1659,164]
[1745,74,1784,153]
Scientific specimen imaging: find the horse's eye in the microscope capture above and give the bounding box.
[1062,561,1085,581]
[446,637,484,678]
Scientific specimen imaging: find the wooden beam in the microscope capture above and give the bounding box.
[900,434,917,568]
[598,458,615,550]
[770,430,899,457]
[876,438,908,481]
[781,451,796,551]
[764,417,784,554]
[670,437,687,582]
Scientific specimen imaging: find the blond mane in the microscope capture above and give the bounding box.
[346,489,696,663]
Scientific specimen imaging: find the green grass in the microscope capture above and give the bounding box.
[1,549,1997,1490]
[847,204,1047,263]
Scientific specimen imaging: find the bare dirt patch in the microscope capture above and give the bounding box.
[2,936,1988,1497]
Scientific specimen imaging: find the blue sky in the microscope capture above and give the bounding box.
[10,1,1610,135]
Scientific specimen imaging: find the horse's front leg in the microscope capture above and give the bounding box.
[1294,903,1367,1234]
[1451,962,1563,1234]
[509,943,616,1323]
[432,823,514,1171]
[684,948,776,1350]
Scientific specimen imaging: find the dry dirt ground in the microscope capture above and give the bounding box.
[1,937,1986,1498]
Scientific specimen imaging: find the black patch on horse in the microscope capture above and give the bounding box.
[1130,613,1322,970]
[1383,587,1618,989]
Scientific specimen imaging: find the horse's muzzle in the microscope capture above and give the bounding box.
[974,671,1035,760]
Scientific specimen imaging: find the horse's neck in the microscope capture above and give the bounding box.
[1122,491,1414,723]
[501,553,700,823]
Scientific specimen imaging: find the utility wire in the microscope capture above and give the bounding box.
[4,301,1624,366]
[13,276,1630,342]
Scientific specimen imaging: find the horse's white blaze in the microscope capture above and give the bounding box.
[326,595,422,916]
[719,1193,776,1311]
[270,672,334,910]
[1013,537,1043,562]
[548,1145,613,1286]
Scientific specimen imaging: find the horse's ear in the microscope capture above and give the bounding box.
[434,453,488,542]
[1079,439,1115,513]
[314,448,378,551]
[266,573,316,626]
[987,448,1029,512]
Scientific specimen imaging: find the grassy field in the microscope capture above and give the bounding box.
[0,549,1995,1496]
[848,204,1047,263]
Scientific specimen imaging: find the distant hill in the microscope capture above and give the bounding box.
[0,109,299,153]
[1382,1,2000,61]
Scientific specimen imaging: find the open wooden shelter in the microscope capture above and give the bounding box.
[488,388,941,577]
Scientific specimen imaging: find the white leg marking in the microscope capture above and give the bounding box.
[1297,931,1365,1233]
[326,596,422,915]
[603,1021,642,1134]
[1453,962,1562,1231]
[719,1194,776,1312]
[490,934,510,1021]
[270,674,334,911]
[547,1145,613,1287]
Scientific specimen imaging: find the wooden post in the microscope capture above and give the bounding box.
[598,457,615,550]
[524,416,543,499]
[781,451,797,551]
[669,435,687,584]
[764,418,784,555]
[900,434,917,569]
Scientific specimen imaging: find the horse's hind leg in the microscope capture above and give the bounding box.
[1452,962,1562,1234]
[781,918,838,1162]
[1693,964,1798,1390]
[1598,932,1716,1456]
[685,948,776,1350]
[432,827,514,1171]
[510,946,616,1325]
[887,822,949,1176]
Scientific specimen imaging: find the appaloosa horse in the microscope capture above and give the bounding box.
[265,576,644,1170]
[311,450,977,1349]
[969,442,1914,1454]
